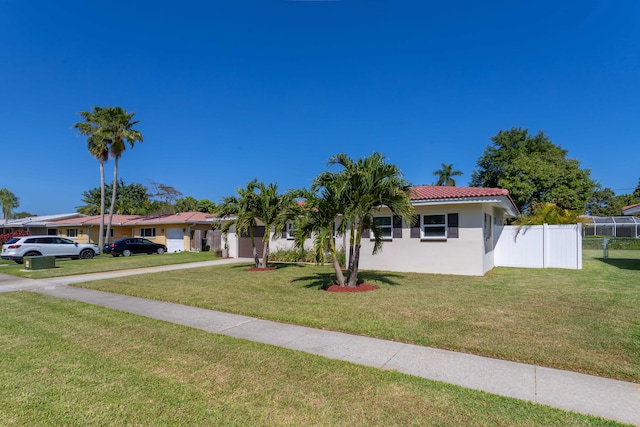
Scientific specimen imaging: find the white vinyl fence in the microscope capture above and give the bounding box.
[494,223,582,270]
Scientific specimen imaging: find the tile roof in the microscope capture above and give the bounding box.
[410,186,510,200]
[622,202,640,211]
[46,212,215,226]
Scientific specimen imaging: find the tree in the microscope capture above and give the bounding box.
[12,211,36,219]
[433,163,462,186]
[470,128,595,212]
[216,182,261,268]
[74,108,110,251]
[197,199,216,213]
[249,181,300,269]
[0,188,19,219]
[149,181,182,214]
[294,185,347,286]
[215,180,299,269]
[586,185,617,216]
[586,179,640,216]
[101,107,143,242]
[309,153,415,288]
[513,202,582,225]
[77,180,152,215]
[175,196,199,212]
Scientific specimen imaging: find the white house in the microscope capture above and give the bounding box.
[357,186,519,276]
[622,203,640,216]
[223,186,520,276]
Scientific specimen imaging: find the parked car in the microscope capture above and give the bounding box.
[104,238,167,257]
[1,236,99,264]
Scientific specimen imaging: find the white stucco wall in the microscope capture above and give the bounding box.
[357,204,489,276]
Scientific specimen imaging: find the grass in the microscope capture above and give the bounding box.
[75,250,640,383]
[0,251,218,279]
[0,292,622,426]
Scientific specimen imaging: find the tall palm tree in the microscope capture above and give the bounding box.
[0,188,19,220]
[311,153,415,288]
[433,163,463,186]
[74,108,110,251]
[100,107,143,242]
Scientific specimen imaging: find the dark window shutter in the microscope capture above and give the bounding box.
[393,215,403,238]
[361,228,370,239]
[410,216,421,238]
[282,225,287,238]
[447,213,459,238]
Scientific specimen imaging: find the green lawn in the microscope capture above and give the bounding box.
[0,292,622,426]
[75,250,640,383]
[0,251,218,279]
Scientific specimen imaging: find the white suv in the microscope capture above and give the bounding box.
[1,236,100,264]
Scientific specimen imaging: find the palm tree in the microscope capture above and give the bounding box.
[100,107,143,242]
[513,202,582,225]
[0,188,19,220]
[250,181,300,268]
[295,186,347,286]
[433,163,463,186]
[74,109,110,251]
[216,181,261,268]
[310,153,415,288]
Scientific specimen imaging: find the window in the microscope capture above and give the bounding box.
[422,214,447,239]
[373,216,393,239]
[47,229,57,236]
[66,228,78,238]
[286,222,297,240]
[484,214,492,241]
[102,228,114,238]
[140,228,156,238]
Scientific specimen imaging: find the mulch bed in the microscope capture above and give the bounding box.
[324,283,379,292]
[245,267,277,271]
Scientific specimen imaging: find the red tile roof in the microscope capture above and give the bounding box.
[622,202,640,211]
[410,186,510,200]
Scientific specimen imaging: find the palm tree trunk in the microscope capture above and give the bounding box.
[98,161,106,253]
[346,223,363,288]
[249,227,259,268]
[106,157,119,244]
[328,238,345,286]
[261,237,269,269]
[347,223,355,275]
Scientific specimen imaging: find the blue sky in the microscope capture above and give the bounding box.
[2,0,639,215]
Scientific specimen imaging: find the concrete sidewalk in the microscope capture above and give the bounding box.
[3,260,639,425]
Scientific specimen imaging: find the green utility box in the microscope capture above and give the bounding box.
[24,256,55,270]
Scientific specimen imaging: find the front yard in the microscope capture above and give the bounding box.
[0,292,622,426]
[73,250,640,383]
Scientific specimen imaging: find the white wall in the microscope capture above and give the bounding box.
[357,204,488,276]
[494,224,582,269]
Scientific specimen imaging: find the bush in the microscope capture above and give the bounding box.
[268,249,315,263]
[0,230,30,246]
[268,248,347,267]
[607,238,640,250]
[583,237,640,250]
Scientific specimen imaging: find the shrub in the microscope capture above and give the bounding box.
[0,230,30,246]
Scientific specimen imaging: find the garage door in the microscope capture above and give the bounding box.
[238,226,265,258]
[166,228,184,253]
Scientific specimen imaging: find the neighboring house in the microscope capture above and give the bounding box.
[46,212,215,253]
[0,213,87,235]
[222,186,519,276]
[622,203,640,216]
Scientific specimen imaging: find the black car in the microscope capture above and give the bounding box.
[104,238,167,257]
